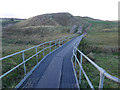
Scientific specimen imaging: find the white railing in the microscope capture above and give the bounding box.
[72,33,120,89]
[0,34,76,79]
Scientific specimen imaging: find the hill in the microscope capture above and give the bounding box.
[8,13,89,29]
[2,12,118,88]
[3,12,104,53]
[82,16,102,22]
[0,18,25,20]
[2,13,91,47]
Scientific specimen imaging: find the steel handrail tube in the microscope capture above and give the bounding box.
[0,61,25,79]
[75,47,102,71]
[0,49,44,79]
[75,47,120,84]
[0,34,76,80]
[73,52,94,89]
[104,72,120,83]
[72,33,120,89]
[0,43,44,61]
[0,34,73,61]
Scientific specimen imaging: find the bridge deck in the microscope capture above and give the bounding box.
[17,37,80,88]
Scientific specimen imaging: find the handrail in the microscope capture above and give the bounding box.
[72,33,120,89]
[75,47,120,83]
[0,34,75,61]
[0,34,76,79]
[73,51,94,88]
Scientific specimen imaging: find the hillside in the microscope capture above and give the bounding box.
[82,16,102,22]
[2,12,119,88]
[2,12,107,49]
[78,20,118,88]
[7,13,89,29]
[2,12,91,49]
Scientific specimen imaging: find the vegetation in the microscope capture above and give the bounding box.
[2,42,62,88]
[1,12,119,88]
[1,19,24,27]
[10,13,89,28]
[2,31,71,88]
[2,20,72,88]
[76,21,119,88]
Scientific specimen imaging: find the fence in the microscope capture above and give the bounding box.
[72,34,120,89]
[0,34,76,80]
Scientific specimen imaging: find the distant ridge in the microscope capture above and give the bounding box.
[0,18,26,20]
[82,16,102,22]
[10,12,89,28]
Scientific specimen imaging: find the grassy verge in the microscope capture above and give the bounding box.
[2,31,71,88]
[75,21,119,88]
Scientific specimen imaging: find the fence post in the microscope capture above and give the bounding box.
[36,47,38,63]
[75,57,76,69]
[49,41,51,52]
[79,54,82,84]
[59,39,60,47]
[62,38,64,45]
[99,72,104,89]
[55,40,56,49]
[72,55,74,62]
[43,44,44,57]
[65,37,66,43]
[72,50,74,62]
[22,51,26,75]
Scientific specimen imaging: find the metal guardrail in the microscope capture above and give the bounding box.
[1,32,119,89]
[0,34,76,79]
[72,33,120,89]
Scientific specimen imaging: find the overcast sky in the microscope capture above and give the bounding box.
[0,0,119,20]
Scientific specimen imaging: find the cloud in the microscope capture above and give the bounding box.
[0,0,119,20]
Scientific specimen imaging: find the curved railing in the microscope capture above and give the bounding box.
[1,32,119,89]
[72,33,120,89]
[0,34,76,79]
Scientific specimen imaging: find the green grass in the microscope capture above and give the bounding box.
[2,29,72,88]
[77,53,119,88]
[1,20,23,27]
[2,44,54,88]
[2,16,119,88]
[75,21,119,88]
[84,20,118,53]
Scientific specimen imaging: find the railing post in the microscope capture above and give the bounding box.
[75,48,77,55]
[67,37,69,41]
[49,41,51,52]
[43,44,44,57]
[55,40,56,49]
[22,51,26,75]
[65,37,66,43]
[62,39,63,45]
[79,54,82,84]
[99,72,104,89]
[36,47,38,63]
[75,57,76,69]
[72,50,74,62]
[72,55,74,62]
[59,39,60,47]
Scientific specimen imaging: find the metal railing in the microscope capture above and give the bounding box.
[72,33,120,89]
[0,34,76,79]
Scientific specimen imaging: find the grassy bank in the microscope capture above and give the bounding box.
[2,25,72,88]
[76,21,119,88]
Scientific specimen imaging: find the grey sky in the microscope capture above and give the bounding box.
[0,0,119,20]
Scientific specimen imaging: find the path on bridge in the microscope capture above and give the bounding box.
[16,35,83,88]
